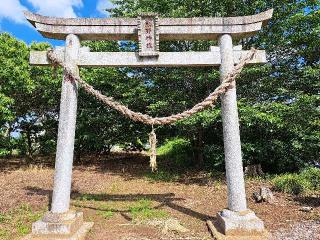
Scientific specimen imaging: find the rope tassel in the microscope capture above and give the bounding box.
[149,128,157,172]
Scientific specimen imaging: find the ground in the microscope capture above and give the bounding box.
[0,153,319,240]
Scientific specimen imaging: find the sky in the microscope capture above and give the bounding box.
[0,0,115,46]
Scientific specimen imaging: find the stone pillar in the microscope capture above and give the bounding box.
[51,34,80,213]
[25,34,93,240]
[214,35,267,238]
[218,34,247,212]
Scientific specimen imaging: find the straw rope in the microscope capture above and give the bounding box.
[47,48,256,171]
[47,48,256,126]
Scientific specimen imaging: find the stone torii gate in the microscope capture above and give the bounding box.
[24,9,273,240]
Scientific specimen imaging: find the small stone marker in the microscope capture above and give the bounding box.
[138,13,159,57]
[253,187,275,203]
[300,206,313,212]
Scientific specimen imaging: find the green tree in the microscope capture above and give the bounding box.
[0,1,318,174]
[0,33,33,156]
[108,0,319,172]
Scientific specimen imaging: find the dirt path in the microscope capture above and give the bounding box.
[0,155,319,239]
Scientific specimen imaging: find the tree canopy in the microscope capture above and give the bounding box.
[0,0,319,173]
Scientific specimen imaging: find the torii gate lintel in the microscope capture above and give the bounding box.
[30,46,267,67]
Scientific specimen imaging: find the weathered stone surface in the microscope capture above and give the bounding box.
[138,13,159,56]
[215,33,268,239]
[216,209,265,236]
[145,218,189,234]
[253,191,263,203]
[208,221,269,240]
[24,9,273,40]
[51,34,80,214]
[42,210,79,223]
[162,218,189,234]
[219,33,247,212]
[253,187,275,203]
[32,212,83,236]
[300,206,313,212]
[260,187,274,203]
[23,211,93,240]
[24,9,273,26]
[29,48,267,67]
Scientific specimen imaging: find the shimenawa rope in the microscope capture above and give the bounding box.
[47,48,256,171]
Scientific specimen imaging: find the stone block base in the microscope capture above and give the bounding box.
[209,209,269,239]
[23,211,93,240]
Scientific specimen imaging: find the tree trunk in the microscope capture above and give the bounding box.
[193,127,204,167]
[27,132,32,157]
[76,149,81,165]
[5,124,13,156]
[244,164,264,177]
[25,129,33,164]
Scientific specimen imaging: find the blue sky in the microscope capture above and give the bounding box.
[0,0,114,46]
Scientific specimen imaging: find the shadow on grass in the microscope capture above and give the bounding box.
[74,192,215,221]
[293,195,320,208]
[24,187,213,221]
[1,152,225,187]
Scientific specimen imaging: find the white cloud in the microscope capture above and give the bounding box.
[27,0,83,18]
[96,0,115,16]
[0,0,28,24]
[0,0,83,28]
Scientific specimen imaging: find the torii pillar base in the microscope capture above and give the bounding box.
[23,211,93,240]
[208,209,269,240]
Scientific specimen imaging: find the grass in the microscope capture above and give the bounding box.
[75,194,169,223]
[0,213,11,224]
[145,170,179,182]
[0,204,45,239]
[97,202,115,219]
[129,198,168,222]
[0,229,9,238]
[98,210,114,219]
[78,193,102,201]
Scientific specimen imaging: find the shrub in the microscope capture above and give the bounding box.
[203,144,224,171]
[272,167,320,195]
[157,138,193,168]
[300,167,320,191]
[272,173,310,195]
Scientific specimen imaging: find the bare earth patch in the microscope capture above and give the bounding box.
[0,154,319,240]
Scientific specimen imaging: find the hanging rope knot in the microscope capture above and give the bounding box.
[149,126,157,172]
